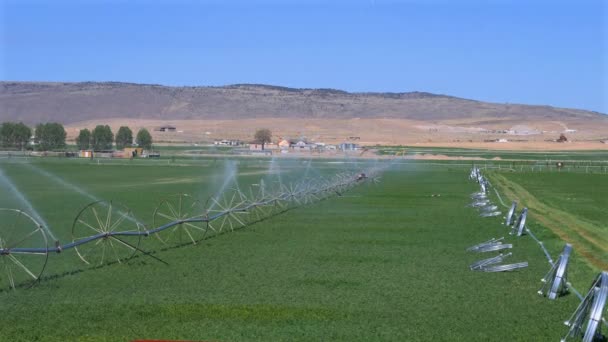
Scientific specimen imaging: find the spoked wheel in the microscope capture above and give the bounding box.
[153,194,207,245]
[283,183,303,206]
[0,209,49,290]
[72,201,144,266]
[207,189,248,233]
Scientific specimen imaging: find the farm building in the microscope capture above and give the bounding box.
[154,125,176,132]
[214,139,243,146]
[339,143,360,151]
[79,150,93,158]
[249,143,278,151]
[123,147,144,158]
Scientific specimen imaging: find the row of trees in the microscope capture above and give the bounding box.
[76,126,152,151]
[0,122,31,149]
[0,121,67,151]
[0,122,153,151]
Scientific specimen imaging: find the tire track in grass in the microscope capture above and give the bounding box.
[489,173,608,270]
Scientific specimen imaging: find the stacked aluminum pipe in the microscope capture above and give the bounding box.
[467,167,526,273]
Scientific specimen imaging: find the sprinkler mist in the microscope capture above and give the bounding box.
[207,159,240,213]
[0,167,57,241]
[0,163,388,290]
[22,163,145,227]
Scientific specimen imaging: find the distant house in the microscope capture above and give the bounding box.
[292,140,312,151]
[155,125,176,132]
[249,143,277,151]
[339,143,359,151]
[215,139,242,146]
[79,150,93,158]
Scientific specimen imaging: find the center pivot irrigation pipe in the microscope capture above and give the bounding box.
[0,167,384,290]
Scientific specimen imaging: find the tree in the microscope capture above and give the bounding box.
[136,128,152,150]
[91,125,114,151]
[13,123,32,150]
[115,126,133,150]
[34,123,66,151]
[76,128,91,150]
[0,122,16,148]
[254,128,272,150]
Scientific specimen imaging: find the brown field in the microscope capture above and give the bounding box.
[65,117,608,150]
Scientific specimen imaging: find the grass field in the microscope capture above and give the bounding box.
[0,157,602,341]
[378,146,608,163]
[488,170,608,270]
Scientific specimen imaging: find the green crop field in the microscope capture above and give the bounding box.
[487,170,608,270]
[0,157,602,341]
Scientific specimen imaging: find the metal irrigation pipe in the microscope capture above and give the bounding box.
[0,168,384,257]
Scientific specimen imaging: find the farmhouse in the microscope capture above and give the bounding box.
[339,142,360,151]
[214,139,242,146]
[154,125,176,132]
[249,143,278,151]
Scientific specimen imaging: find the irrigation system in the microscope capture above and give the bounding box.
[469,166,607,341]
[539,244,573,300]
[0,166,383,290]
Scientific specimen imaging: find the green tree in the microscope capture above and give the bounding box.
[76,128,91,150]
[13,123,32,150]
[91,125,114,151]
[0,122,16,148]
[115,126,133,150]
[136,128,152,150]
[34,123,66,151]
[254,128,272,150]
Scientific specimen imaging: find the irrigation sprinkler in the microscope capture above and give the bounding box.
[207,188,249,233]
[152,194,207,245]
[510,208,528,236]
[505,201,517,226]
[71,200,145,265]
[0,209,49,289]
[562,272,608,342]
[539,244,573,300]
[0,167,385,290]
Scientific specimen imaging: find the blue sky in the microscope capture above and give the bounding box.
[1,0,606,113]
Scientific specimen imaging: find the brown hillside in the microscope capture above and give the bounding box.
[1,81,605,125]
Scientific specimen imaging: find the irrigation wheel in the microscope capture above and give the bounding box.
[153,194,207,245]
[207,189,248,233]
[0,208,48,290]
[71,201,143,266]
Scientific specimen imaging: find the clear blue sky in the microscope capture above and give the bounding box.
[1,0,606,113]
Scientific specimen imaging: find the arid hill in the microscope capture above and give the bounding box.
[1,81,605,124]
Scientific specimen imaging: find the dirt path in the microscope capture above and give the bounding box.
[489,173,608,270]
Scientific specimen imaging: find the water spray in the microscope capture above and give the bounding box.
[0,167,57,241]
[0,165,387,290]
